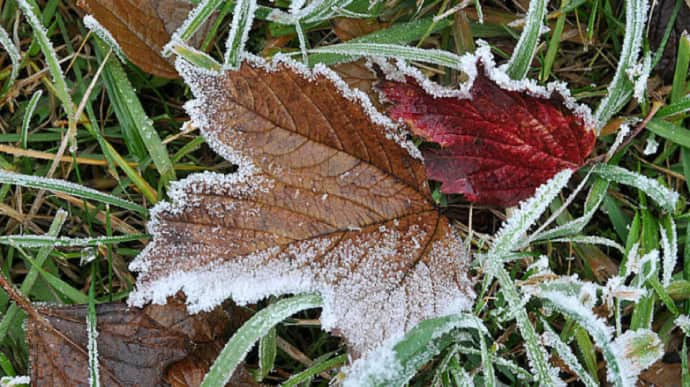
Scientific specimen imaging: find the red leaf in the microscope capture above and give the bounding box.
[379,69,596,207]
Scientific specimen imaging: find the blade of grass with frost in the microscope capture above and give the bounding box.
[593,0,648,129]
[169,41,222,71]
[87,264,100,387]
[504,0,547,80]
[660,215,677,287]
[541,323,598,387]
[16,0,74,119]
[201,293,322,387]
[21,90,43,149]
[93,39,175,184]
[591,164,678,212]
[481,170,573,386]
[258,327,276,381]
[454,346,533,381]
[83,15,125,63]
[477,321,495,387]
[306,18,452,66]
[549,236,625,253]
[541,291,663,387]
[0,233,147,248]
[163,0,223,56]
[0,210,66,342]
[306,43,465,70]
[223,0,256,68]
[529,178,609,242]
[343,313,489,387]
[0,25,20,96]
[282,354,347,386]
[0,170,146,214]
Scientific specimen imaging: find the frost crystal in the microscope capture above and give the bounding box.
[642,136,658,155]
[83,15,126,63]
[0,376,30,387]
[675,315,690,335]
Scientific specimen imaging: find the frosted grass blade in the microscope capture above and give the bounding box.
[0,234,147,248]
[21,90,43,149]
[592,164,678,212]
[542,324,598,387]
[223,0,257,68]
[504,0,547,79]
[93,39,175,184]
[0,170,146,214]
[593,0,648,129]
[201,294,322,386]
[164,0,223,56]
[0,25,20,95]
[16,0,74,119]
[170,41,222,71]
[0,210,67,342]
[87,265,100,387]
[306,43,465,70]
[83,15,125,62]
[656,94,690,118]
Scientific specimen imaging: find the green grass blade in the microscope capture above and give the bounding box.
[164,0,224,56]
[169,41,222,71]
[671,31,690,104]
[0,25,20,96]
[223,0,257,69]
[201,293,322,386]
[0,210,67,342]
[83,15,126,63]
[258,327,277,381]
[16,0,74,118]
[504,0,547,79]
[21,90,43,149]
[646,118,690,148]
[306,43,464,70]
[0,170,147,214]
[656,94,690,118]
[282,354,347,386]
[306,17,452,66]
[542,323,598,387]
[540,0,568,82]
[591,164,678,212]
[92,39,175,184]
[593,0,647,128]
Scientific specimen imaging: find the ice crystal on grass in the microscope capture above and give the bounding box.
[675,315,690,335]
[0,376,30,387]
[83,15,126,63]
[130,55,475,354]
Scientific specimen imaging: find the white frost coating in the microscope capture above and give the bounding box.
[675,315,690,335]
[0,376,30,387]
[607,121,632,160]
[609,329,663,387]
[602,276,645,314]
[626,53,652,103]
[86,316,100,387]
[83,15,126,63]
[660,216,677,286]
[642,136,658,156]
[130,222,474,353]
[80,247,97,266]
[163,0,217,55]
[223,0,257,68]
[377,41,596,129]
[343,340,403,387]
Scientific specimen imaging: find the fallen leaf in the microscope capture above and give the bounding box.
[333,18,388,41]
[77,0,213,78]
[379,63,596,207]
[27,300,228,386]
[129,57,475,355]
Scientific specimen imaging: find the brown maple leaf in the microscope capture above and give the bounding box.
[129,57,475,354]
[77,0,214,78]
[27,300,228,386]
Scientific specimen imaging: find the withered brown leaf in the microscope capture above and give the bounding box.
[77,0,212,78]
[129,57,475,354]
[27,301,228,386]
